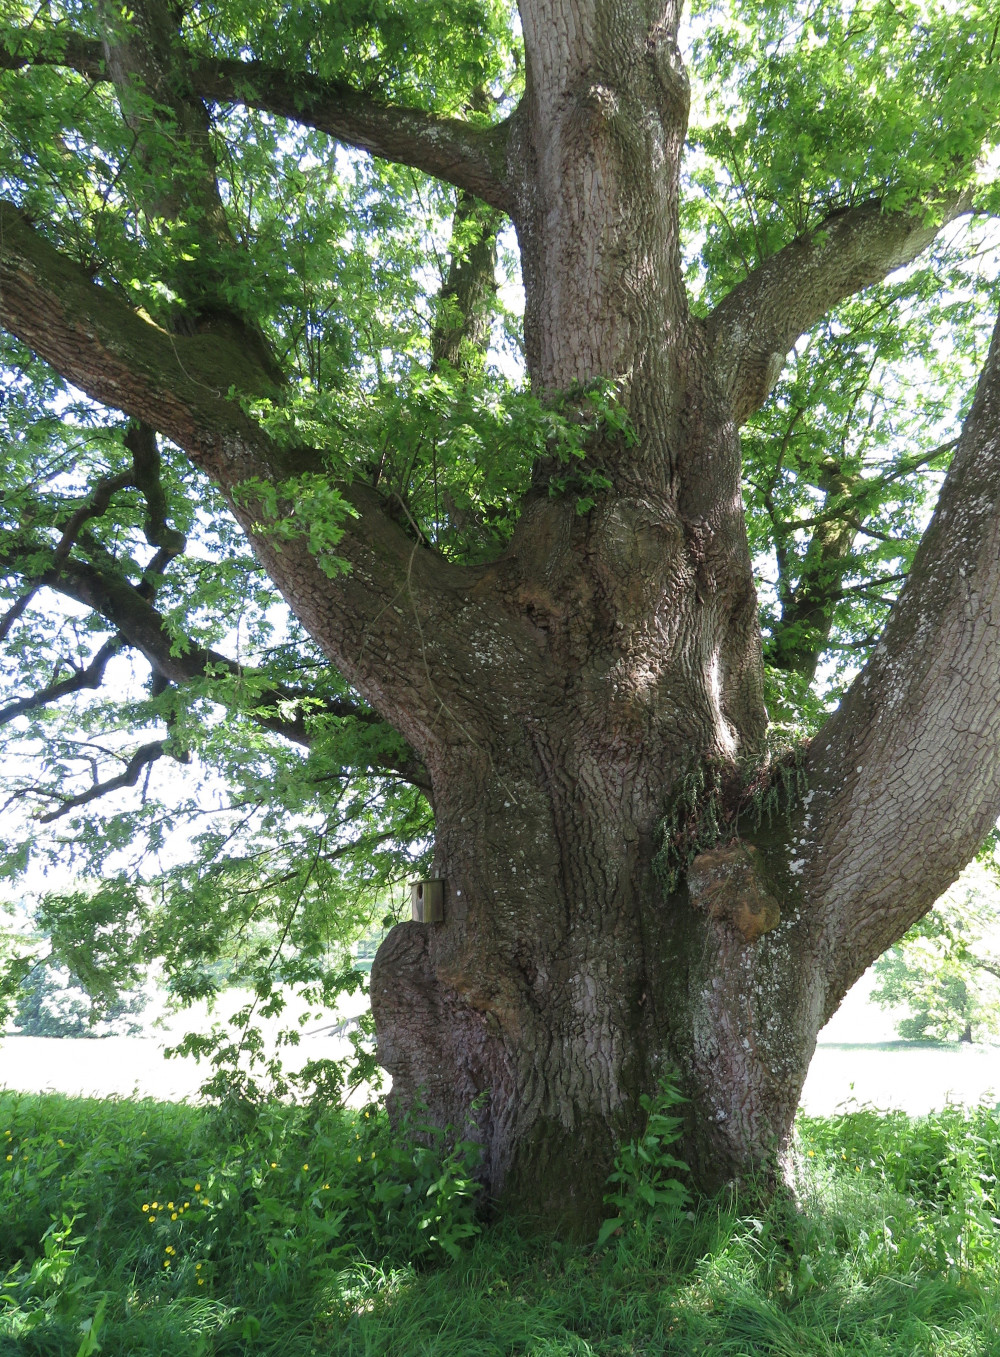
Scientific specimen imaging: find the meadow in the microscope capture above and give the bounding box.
[0,1088,998,1357]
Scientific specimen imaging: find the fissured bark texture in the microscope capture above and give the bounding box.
[369,0,797,1229]
[370,754,826,1231]
[364,1,1000,1232]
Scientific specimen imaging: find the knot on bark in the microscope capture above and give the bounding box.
[687,842,780,944]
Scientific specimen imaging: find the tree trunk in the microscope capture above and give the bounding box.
[369,296,817,1230]
[370,720,828,1231]
[362,2,999,1234]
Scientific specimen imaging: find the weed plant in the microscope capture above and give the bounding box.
[0,1090,998,1355]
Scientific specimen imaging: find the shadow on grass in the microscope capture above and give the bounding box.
[333,1166,1000,1357]
[1,1093,999,1357]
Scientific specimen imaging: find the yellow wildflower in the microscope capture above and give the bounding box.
[171,1212,178,1220]
[142,1203,149,1212]
[197,1278,204,1286]
[148,1216,156,1224]
[194,1183,201,1191]
[302,1164,309,1171]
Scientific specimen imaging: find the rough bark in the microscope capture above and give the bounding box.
[3,0,1000,1237]
[707,193,974,427]
[801,310,1000,997]
[430,191,501,372]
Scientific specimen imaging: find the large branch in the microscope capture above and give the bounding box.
[799,305,1000,1005]
[37,739,174,822]
[0,636,122,725]
[197,58,513,211]
[706,195,973,426]
[0,202,534,769]
[0,26,513,210]
[0,197,280,449]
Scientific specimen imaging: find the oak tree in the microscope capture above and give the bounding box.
[1,0,1000,1231]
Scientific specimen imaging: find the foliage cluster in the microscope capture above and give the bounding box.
[872,864,1000,1043]
[596,1076,690,1248]
[0,1090,482,1355]
[11,961,146,1040]
[0,874,395,1108]
[0,1090,998,1354]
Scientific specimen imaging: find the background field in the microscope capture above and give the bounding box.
[2,968,997,1116]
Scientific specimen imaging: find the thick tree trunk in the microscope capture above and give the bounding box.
[369,301,817,1231]
[370,0,817,1232]
[370,727,826,1231]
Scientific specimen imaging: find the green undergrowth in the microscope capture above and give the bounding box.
[0,1091,998,1356]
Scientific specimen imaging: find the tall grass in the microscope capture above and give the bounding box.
[0,1090,998,1355]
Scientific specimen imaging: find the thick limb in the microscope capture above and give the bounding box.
[801,308,1000,998]
[707,195,973,426]
[0,23,513,209]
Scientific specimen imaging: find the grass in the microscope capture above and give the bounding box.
[0,1090,998,1355]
